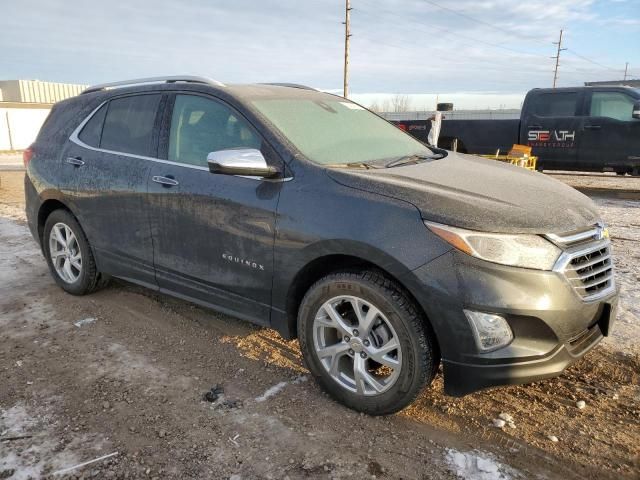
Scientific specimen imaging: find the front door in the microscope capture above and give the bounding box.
[523,90,583,170]
[147,93,283,324]
[580,90,640,172]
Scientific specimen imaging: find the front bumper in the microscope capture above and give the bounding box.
[402,249,619,396]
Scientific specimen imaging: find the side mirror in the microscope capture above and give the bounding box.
[633,102,640,120]
[207,149,280,178]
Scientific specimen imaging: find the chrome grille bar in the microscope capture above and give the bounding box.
[573,272,613,289]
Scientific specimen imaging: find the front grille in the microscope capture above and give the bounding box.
[549,225,615,301]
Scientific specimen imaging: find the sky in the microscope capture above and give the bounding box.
[1,0,639,109]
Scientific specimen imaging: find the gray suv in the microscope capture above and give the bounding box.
[24,76,618,415]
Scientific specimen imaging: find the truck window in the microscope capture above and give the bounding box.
[531,92,578,117]
[590,92,635,121]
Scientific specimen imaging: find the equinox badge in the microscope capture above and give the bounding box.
[222,253,265,271]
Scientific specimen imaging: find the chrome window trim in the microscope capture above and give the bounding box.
[69,101,292,182]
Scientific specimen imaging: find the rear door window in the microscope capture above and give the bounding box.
[168,94,261,167]
[590,92,635,121]
[531,92,578,117]
[100,94,161,156]
[78,104,107,147]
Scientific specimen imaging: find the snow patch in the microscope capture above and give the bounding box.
[74,317,97,328]
[254,375,307,403]
[446,448,519,480]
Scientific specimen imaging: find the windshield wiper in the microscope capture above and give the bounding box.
[327,161,381,169]
[383,153,443,168]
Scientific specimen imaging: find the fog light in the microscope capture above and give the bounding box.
[463,310,513,352]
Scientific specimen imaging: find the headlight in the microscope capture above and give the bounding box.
[425,221,561,270]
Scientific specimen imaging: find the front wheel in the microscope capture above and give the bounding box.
[298,271,438,415]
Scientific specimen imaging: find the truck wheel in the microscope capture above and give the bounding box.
[43,209,109,295]
[298,271,438,415]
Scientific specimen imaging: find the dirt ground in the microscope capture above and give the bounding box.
[1,170,638,480]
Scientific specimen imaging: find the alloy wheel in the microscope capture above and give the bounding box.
[312,295,402,396]
[49,222,82,284]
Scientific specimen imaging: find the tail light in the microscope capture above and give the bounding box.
[23,145,34,168]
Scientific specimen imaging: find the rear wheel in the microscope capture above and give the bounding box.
[43,209,108,295]
[298,271,438,415]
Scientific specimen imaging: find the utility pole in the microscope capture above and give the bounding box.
[343,0,352,98]
[551,29,566,89]
[624,62,629,81]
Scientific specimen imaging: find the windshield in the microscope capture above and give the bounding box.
[251,96,432,166]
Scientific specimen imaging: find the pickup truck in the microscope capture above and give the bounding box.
[395,86,640,175]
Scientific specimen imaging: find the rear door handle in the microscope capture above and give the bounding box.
[66,156,85,167]
[527,125,542,129]
[584,125,601,130]
[152,175,179,187]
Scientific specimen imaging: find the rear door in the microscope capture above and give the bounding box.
[522,90,583,170]
[147,93,283,324]
[64,93,164,287]
[580,90,640,172]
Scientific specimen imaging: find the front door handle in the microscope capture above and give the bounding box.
[584,125,601,130]
[66,156,85,167]
[152,175,179,187]
[527,125,542,129]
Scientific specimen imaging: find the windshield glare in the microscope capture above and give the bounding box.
[251,96,432,166]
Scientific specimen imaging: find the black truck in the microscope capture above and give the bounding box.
[396,86,640,175]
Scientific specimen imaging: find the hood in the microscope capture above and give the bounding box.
[327,152,600,234]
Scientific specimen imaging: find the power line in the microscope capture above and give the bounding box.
[565,49,627,74]
[420,0,551,45]
[357,8,548,60]
[353,3,635,87]
[419,0,632,77]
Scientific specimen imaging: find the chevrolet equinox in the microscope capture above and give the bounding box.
[24,76,618,415]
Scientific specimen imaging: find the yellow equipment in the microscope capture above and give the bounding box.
[480,144,538,171]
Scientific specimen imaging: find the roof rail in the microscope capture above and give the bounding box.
[82,76,225,94]
[261,83,317,91]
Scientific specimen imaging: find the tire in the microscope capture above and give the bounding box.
[298,271,438,415]
[43,209,108,295]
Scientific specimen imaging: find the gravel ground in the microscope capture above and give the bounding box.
[1,171,638,480]
[547,171,640,192]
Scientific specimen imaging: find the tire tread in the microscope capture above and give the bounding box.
[298,269,438,415]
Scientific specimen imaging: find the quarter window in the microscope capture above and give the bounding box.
[168,94,261,167]
[100,94,161,156]
[78,104,107,147]
[590,92,635,121]
[531,92,578,117]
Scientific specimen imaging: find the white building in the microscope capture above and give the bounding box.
[0,80,88,151]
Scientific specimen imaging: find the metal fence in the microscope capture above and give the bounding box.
[380,109,521,121]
